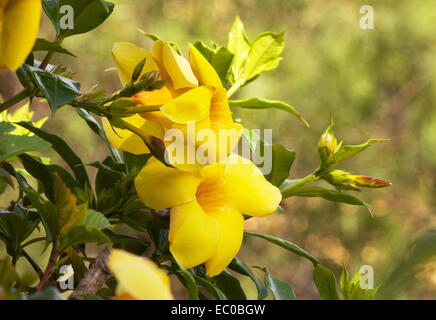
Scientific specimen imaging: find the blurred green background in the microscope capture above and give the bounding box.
[2,0,436,299]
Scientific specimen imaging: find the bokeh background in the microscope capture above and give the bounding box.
[2,0,436,299]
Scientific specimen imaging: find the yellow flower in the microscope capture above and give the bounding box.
[134,154,282,276]
[108,249,174,300]
[0,0,41,70]
[104,40,242,166]
[0,102,47,135]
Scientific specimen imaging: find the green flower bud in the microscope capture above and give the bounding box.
[323,170,392,191]
[318,124,341,169]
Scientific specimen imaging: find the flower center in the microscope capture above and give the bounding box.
[196,176,227,212]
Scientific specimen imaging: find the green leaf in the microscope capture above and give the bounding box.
[92,156,125,195]
[53,173,87,236]
[24,190,57,243]
[58,209,111,250]
[280,185,372,214]
[193,274,227,300]
[228,257,268,300]
[340,269,378,300]
[43,0,114,38]
[16,121,90,188]
[265,144,296,186]
[18,154,55,202]
[131,58,147,83]
[0,122,51,162]
[211,47,234,86]
[257,267,297,300]
[243,32,284,82]
[227,16,250,81]
[0,205,39,259]
[335,139,388,164]
[177,268,199,300]
[33,38,76,57]
[313,264,340,300]
[26,66,81,112]
[214,270,247,300]
[245,231,320,265]
[229,97,308,127]
[193,41,215,62]
[0,168,12,194]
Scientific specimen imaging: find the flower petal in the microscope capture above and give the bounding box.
[135,158,201,209]
[188,43,222,88]
[159,40,198,89]
[161,86,212,124]
[223,154,282,216]
[169,200,219,269]
[205,208,244,276]
[112,42,158,86]
[0,0,41,70]
[108,249,174,300]
[102,114,164,155]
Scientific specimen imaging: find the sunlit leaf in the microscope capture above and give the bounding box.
[229,97,308,127]
[243,32,284,82]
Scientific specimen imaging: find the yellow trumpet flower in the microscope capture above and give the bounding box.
[104,40,242,166]
[135,154,282,277]
[108,249,174,300]
[0,0,41,70]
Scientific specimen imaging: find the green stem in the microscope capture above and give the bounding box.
[35,244,60,292]
[0,90,29,113]
[118,118,151,144]
[227,79,244,98]
[22,250,44,279]
[39,35,64,70]
[281,172,315,195]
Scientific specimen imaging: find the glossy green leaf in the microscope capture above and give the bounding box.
[177,268,199,300]
[214,270,246,300]
[194,274,227,300]
[313,264,340,300]
[16,121,90,188]
[229,97,308,127]
[265,144,295,186]
[0,205,39,259]
[335,139,388,164]
[24,190,57,243]
[193,41,215,62]
[18,154,55,202]
[26,66,81,111]
[228,257,268,300]
[243,32,284,82]
[43,0,114,38]
[0,122,51,162]
[33,38,76,57]
[211,47,234,85]
[245,231,320,265]
[58,209,111,250]
[257,267,297,300]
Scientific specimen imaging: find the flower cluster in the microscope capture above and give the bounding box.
[105,39,282,298]
[103,40,243,168]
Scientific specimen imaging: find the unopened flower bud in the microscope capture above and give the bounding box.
[352,175,392,188]
[318,125,341,169]
[323,170,392,190]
